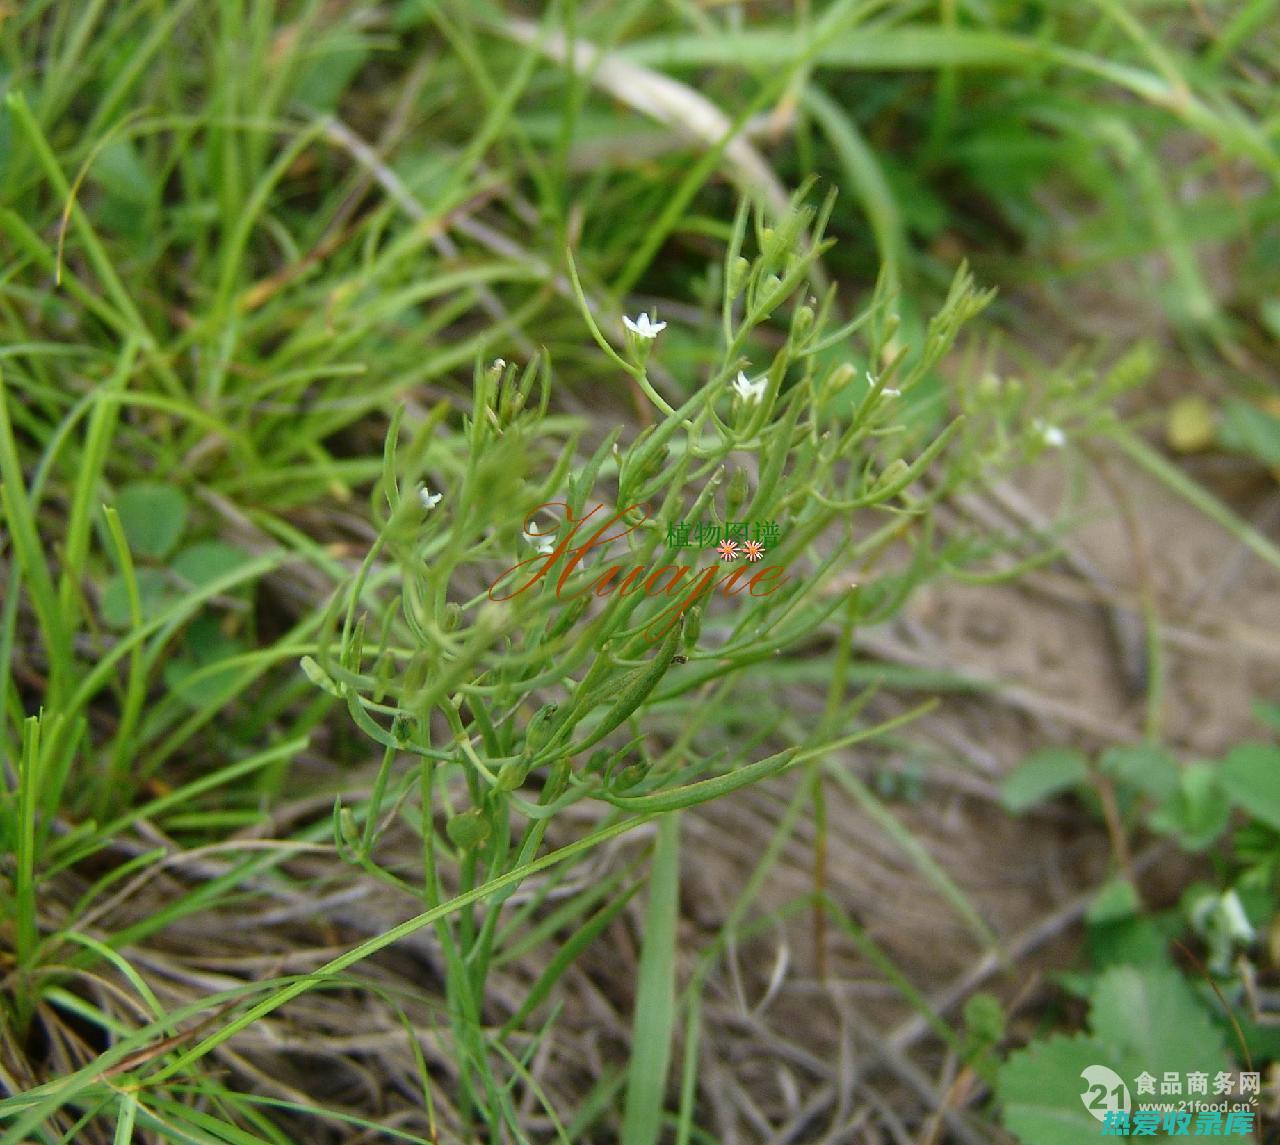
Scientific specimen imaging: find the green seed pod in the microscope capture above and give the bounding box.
[300,655,342,697]
[764,273,784,298]
[826,363,856,395]
[728,256,751,298]
[337,805,360,850]
[442,601,462,632]
[791,303,814,341]
[446,809,491,850]
[580,617,682,751]
[877,458,911,492]
[392,713,414,746]
[402,650,432,695]
[523,702,560,756]
[496,756,533,792]
[585,748,612,775]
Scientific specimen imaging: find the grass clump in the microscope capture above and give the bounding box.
[0,157,1103,1137]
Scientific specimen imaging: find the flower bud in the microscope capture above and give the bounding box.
[826,363,856,394]
[496,757,533,792]
[446,809,491,850]
[791,304,815,341]
[877,458,911,492]
[523,702,559,756]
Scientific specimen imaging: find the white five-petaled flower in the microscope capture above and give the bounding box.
[523,525,556,555]
[732,370,767,404]
[623,312,667,339]
[1033,419,1066,448]
[419,484,444,510]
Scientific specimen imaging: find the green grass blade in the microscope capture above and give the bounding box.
[621,811,681,1145]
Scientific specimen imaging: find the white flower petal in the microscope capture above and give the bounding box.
[731,370,766,403]
[419,484,444,510]
[523,526,556,554]
[1033,419,1067,448]
[1221,890,1256,944]
[624,312,666,339]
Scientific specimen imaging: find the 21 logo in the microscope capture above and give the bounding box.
[1080,1064,1132,1123]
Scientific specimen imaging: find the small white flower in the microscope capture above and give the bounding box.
[492,357,507,370]
[731,370,767,403]
[419,484,443,510]
[523,526,556,555]
[1033,419,1066,448]
[1220,890,1256,944]
[868,371,900,398]
[623,312,667,339]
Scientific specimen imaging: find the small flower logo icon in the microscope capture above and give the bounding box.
[715,539,740,561]
[742,540,765,562]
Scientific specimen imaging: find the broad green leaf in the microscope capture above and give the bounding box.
[292,39,370,110]
[1148,762,1230,850]
[1087,912,1169,972]
[1088,964,1228,1074]
[1084,878,1170,970]
[1000,748,1088,813]
[1098,744,1179,802]
[1085,877,1141,925]
[1219,398,1280,467]
[90,138,155,205]
[1218,743,1280,831]
[115,482,188,560]
[172,540,253,587]
[998,1034,1128,1145]
[999,966,1230,1145]
[100,568,173,629]
[162,613,245,707]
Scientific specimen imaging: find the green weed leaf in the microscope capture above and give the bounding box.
[172,540,253,587]
[1219,398,1280,468]
[1000,748,1088,813]
[100,568,173,629]
[1148,763,1230,850]
[1218,743,1280,831]
[115,482,188,560]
